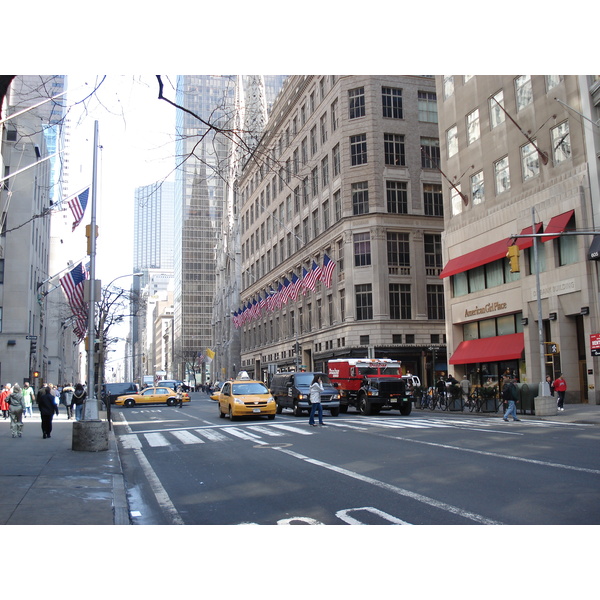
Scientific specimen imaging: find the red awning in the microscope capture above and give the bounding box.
[543,209,574,242]
[440,224,542,278]
[449,333,524,365]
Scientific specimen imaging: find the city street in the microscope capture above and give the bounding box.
[113,391,600,525]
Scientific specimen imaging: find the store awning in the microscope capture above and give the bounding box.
[543,209,574,242]
[588,235,600,260]
[449,333,524,365]
[440,224,542,278]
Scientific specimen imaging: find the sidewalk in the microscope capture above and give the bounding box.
[0,410,128,525]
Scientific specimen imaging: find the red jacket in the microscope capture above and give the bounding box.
[553,378,567,392]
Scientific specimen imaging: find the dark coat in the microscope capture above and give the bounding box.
[38,392,57,416]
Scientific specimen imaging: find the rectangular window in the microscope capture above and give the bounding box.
[471,171,485,205]
[443,76,454,99]
[312,209,319,237]
[301,137,308,165]
[386,181,408,214]
[490,90,505,129]
[334,189,341,221]
[349,87,365,119]
[332,143,340,177]
[384,133,405,166]
[389,283,411,319]
[424,234,442,275]
[321,156,329,187]
[515,75,533,111]
[494,156,511,194]
[418,90,438,123]
[453,271,469,297]
[551,121,571,164]
[311,167,319,197]
[446,125,458,157]
[310,125,318,156]
[421,137,440,169]
[356,284,373,320]
[382,86,403,119]
[423,183,443,217]
[466,109,480,144]
[451,184,463,216]
[352,181,369,215]
[322,198,330,230]
[354,232,371,267]
[331,98,339,131]
[427,284,445,320]
[320,113,328,144]
[521,141,539,181]
[350,134,368,165]
[387,232,410,267]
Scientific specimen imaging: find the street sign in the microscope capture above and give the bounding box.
[26,335,37,340]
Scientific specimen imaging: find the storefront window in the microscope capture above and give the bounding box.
[469,265,485,292]
[464,321,479,340]
[453,271,469,297]
[485,260,504,288]
[479,318,497,338]
[497,315,516,335]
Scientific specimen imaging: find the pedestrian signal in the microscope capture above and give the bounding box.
[506,245,520,273]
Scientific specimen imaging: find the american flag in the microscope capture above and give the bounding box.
[289,273,300,301]
[321,253,336,288]
[60,263,86,312]
[67,188,90,232]
[59,263,88,340]
[303,261,321,292]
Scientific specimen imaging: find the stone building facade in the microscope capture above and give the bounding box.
[236,75,446,385]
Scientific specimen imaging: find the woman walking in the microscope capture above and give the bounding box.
[0,383,11,419]
[7,383,26,438]
[70,383,86,421]
[38,386,56,439]
[308,374,325,427]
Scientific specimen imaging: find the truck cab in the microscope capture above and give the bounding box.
[328,358,416,416]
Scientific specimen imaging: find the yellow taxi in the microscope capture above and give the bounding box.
[217,373,276,420]
[115,386,190,408]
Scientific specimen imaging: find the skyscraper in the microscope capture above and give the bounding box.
[173,75,286,383]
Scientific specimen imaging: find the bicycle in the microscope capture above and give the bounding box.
[419,387,434,410]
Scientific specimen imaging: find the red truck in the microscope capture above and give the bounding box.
[327,358,419,416]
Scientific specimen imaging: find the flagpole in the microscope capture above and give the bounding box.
[73,119,109,451]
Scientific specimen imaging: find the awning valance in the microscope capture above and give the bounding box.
[440,224,542,279]
[449,333,525,365]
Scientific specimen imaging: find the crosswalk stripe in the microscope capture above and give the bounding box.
[194,428,229,442]
[247,425,286,437]
[270,423,315,435]
[224,427,263,441]
[171,430,205,444]
[120,435,142,449]
[325,421,369,430]
[144,432,170,447]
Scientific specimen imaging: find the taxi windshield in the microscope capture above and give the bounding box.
[232,382,269,395]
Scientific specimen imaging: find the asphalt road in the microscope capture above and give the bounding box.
[112,392,600,525]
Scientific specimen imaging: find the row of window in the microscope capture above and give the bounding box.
[449,119,572,215]
[241,282,445,351]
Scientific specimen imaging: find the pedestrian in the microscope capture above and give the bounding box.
[436,376,446,401]
[7,383,26,437]
[502,376,520,422]
[0,383,11,419]
[460,374,471,405]
[50,384,60,416]
[70,383,86,421]
[308,374,324,427]
[37,385,56,439]
[60,383,74,419]
[176,383,183,408]
[22,381,35,418]
[545,375,555,396]
[553,374,567,411]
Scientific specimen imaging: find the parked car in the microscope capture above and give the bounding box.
[215,375,276,420]
[114,385,191,408]
[269,371,340,416]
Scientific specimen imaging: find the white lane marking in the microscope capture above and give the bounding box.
[117,412,184,525]
[144,432,170,447]
[325,422,369,430]
[171,430,205,444]
[385,435,600,475]
[271,445,502,525]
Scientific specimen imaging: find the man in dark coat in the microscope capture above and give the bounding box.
[38,386,57,439]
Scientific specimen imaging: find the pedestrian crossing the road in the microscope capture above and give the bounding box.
[116,415,582,450]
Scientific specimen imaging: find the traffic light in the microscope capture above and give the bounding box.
[33,371,40,378]
[506,245,520,273]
